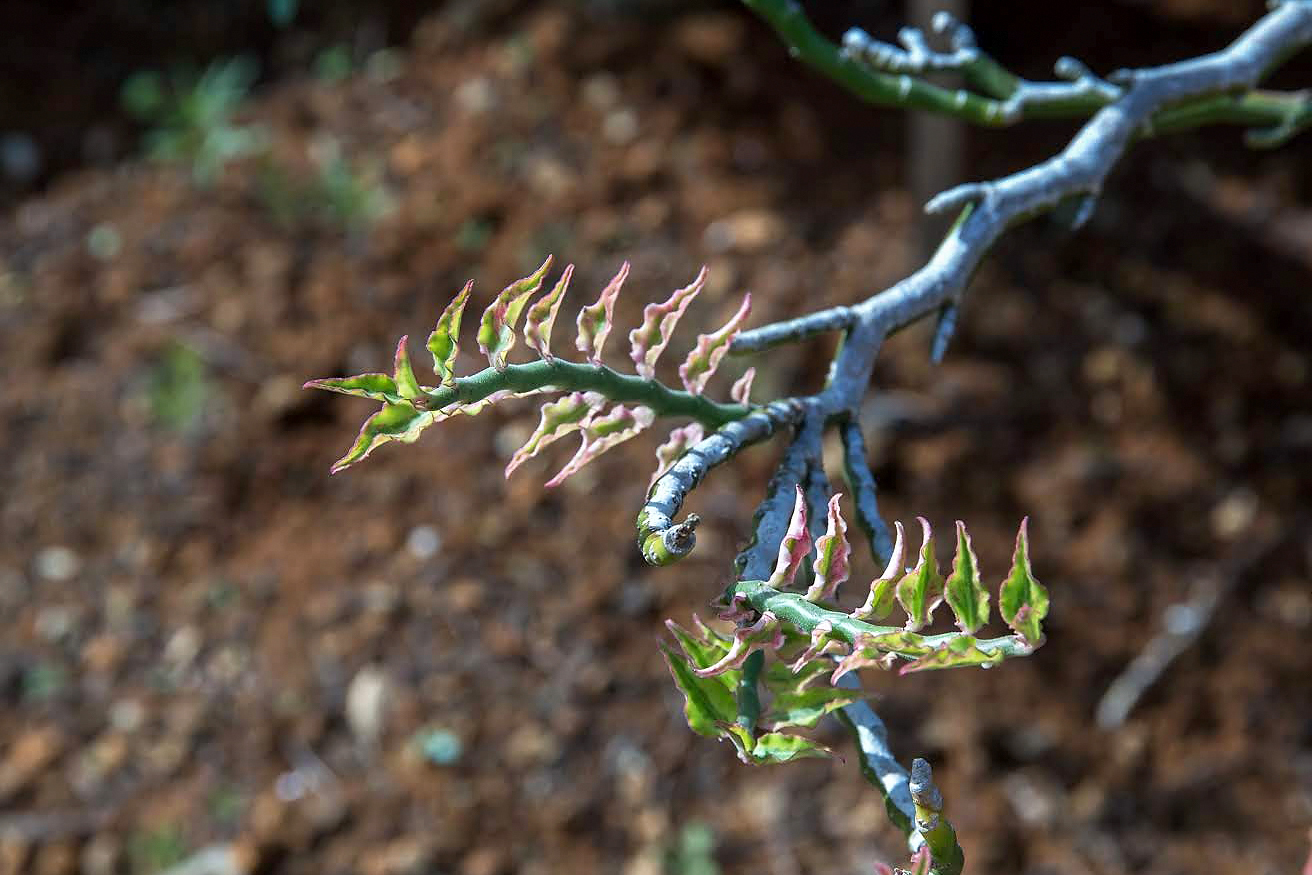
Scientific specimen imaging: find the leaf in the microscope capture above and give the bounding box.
[427,279,472,386]
[900,635,1000,674]
[504,391,604,478]
[741,729,836,764]
[575,260,629,364]
[852,520,905,621]
[804,493,851,604]
[649,423,704,489]
[830,648,898,684]
[665,617,738,684]
[896,517,943,632]
[688,612,784,678]
[943,521,989,634]
[661,643,737,738]
[476,256,552,370]
[999,517,1048,645]
[730,367,756,404]
[392,336,421,399]
[523,263,573,361]
[908,846,932,875]
[303,373,399,403]
[785,620,841,674]
[678,293,751,394]
[628,265,708,379]
[330,401,438,473]
[766,486,812,589]
[762,685,861,731]
[544,403,655,487]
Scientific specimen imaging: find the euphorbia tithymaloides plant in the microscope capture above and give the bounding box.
[310,3,1312,870]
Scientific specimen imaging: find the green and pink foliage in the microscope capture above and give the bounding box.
[664,490,1048,758]
[679,293,752,394]
[730,366,755,404]
[307,257,751,480]
[629,265,707,379]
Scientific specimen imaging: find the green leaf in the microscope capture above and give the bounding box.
[763,685,861,731]
[678,293,751,394]
[900,635,999,674]
[661,643,737,738]
[392,336,421,399]
[477,256,552,370]
[504,391,604,478]
[628,265,707,379]
[999,517,1047,645]
[896,517,943,632]
[575,260,629,364]
[852,520,904,621]
[737,727,836,764]
[330,401,437,473]
[804,493,851,604]
[427,279,472,386]
[943,521,989,634]
[303,373,399,403]
[523,264,573,361]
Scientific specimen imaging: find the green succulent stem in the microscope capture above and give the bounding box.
[724,579,1034,662]
[735,650,765,732]
[421,359,750,428]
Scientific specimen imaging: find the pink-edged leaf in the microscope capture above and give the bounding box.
[689,612,784,678]
[330,401,439,473]
[873,863,896,875]
[787,620,841,674]
[899,634,1001,674]
[730,367,756,404]
[908,846,932,875]
[852,520,905,621]
[896,517,944,632]
[575,260,629,364]
[766,485,812,589]
[665,617,737,679]
[476,255,552,370]
[830,648,898,684]
[999,517,1048,645]
[504,391,605,478]
[678,292,751,394]
[804,493,851,603]
[392,335,421,399]
[544,403,655,487]
[628,265,708,379]
[943,520,989,634]
[523,263,573,361]
[762,684,862,731]
[427,279,473,386]
[303,373,400,403]
[649,422,705,489]
[661,642,738,738]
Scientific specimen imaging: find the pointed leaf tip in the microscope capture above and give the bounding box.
[853,520,904,621]
[504,391,604,478]
[576,260,629,364]
[730,367,755,404]
[896,517,944,632]
[477,255,552,370]
[804,493,851,604]
[304,373,400,402]
[524,263,573,361]
[999,517,1047,645]
[393,336,421,399]
[767,485,812,589]
[427,279,473,386]
[330,401,438,473]
[629,265,708,379]
[944,520,989,634]
[678,292,751,394]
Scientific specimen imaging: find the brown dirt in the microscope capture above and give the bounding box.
[1,3,1310,875]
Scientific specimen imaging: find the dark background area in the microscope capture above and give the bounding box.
[1,2,1309,874]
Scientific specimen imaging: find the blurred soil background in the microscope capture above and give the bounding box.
[1,1,1310,873]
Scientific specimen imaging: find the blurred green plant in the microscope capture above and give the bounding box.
[121,57,267,185]
[666,822,720,875]
[128,824,188,875]
[147,343,209,432]
[258,144,392,236]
